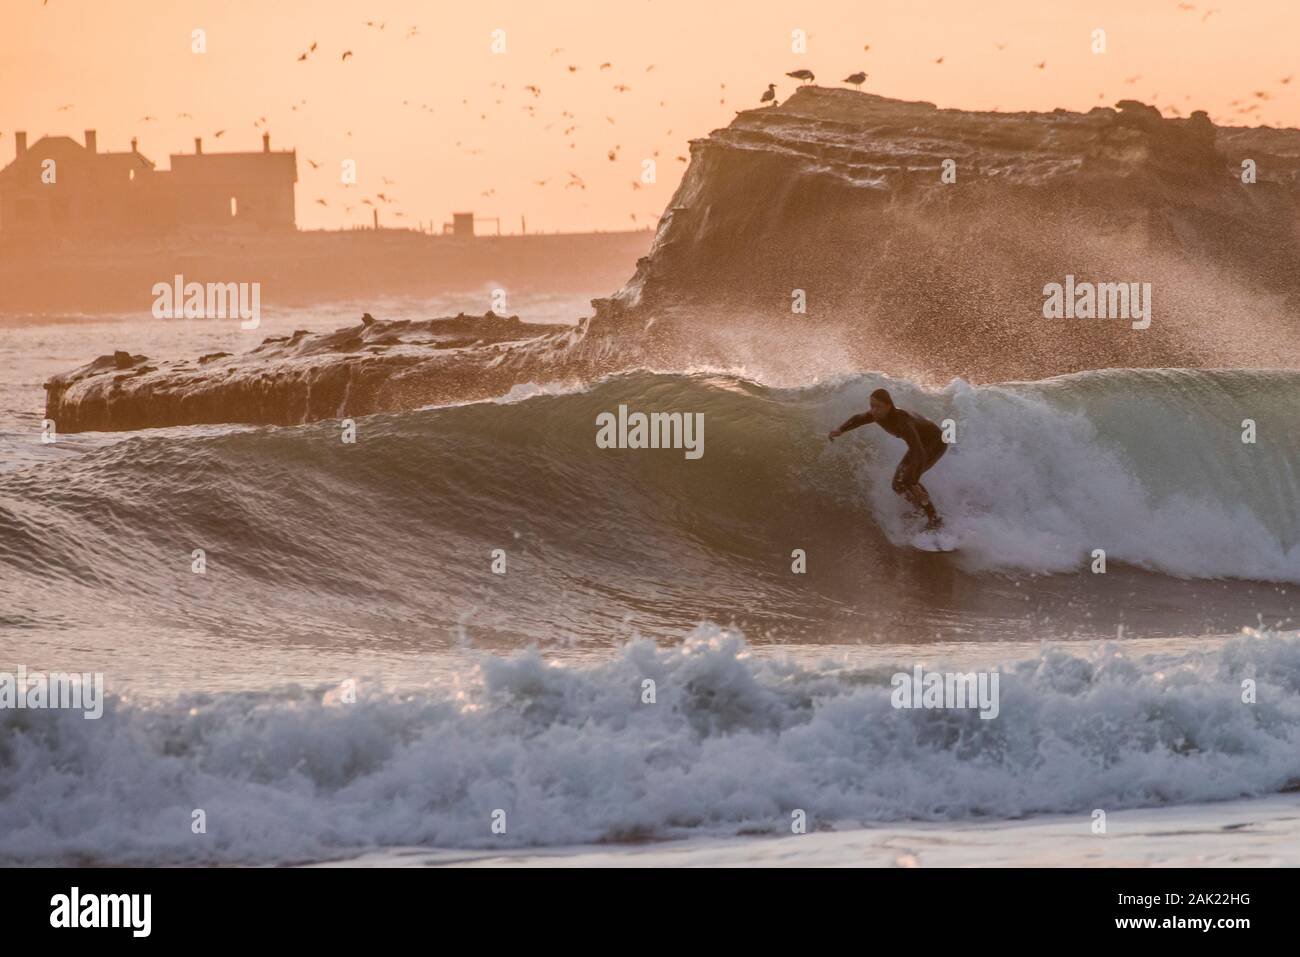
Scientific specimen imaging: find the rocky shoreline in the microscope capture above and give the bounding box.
[45,88,1300,432]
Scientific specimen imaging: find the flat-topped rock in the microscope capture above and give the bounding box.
[44,313,606,433]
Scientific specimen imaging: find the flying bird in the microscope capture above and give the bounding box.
[933,57,944,65]
[307,159,320,169]
[341,50,353,61]
[314,198,327,206]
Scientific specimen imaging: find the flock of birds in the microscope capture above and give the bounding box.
[762,68,866,105]
[759,12,1290,124]
[289,35,692,225]
[31,3,1299,229]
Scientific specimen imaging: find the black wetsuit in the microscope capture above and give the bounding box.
[836,407,947,492]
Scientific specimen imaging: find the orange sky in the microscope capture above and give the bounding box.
[3,0,1297,233]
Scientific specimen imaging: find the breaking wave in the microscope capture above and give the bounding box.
[1,626,1298,864]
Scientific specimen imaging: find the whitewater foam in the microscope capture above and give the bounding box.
[1,625,1297,865]
[823,369,1300,582]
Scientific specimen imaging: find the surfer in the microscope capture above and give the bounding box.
[828,388,947,530]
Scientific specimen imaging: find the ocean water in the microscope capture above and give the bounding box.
[2,297,1298,865]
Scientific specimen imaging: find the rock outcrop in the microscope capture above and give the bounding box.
[45,314,619,432]
[47,89,1300,432]
[602,88,1300,378]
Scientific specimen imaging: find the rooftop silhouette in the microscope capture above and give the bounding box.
[0,130,297,235]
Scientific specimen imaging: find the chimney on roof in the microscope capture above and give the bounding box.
[84,130,97,153]
[15,131,26,158]
[194,137,202,154]
[262,132,270,153]
[130,137,138,153]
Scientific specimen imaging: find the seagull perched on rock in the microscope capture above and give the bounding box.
[760,83,777,105]
[786,69,815,84]
[843,71,867,89]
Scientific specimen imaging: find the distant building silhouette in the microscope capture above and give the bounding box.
[449,212,475,237]
[0,130,297,236]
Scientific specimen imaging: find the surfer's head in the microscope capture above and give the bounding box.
[869,388,894,418]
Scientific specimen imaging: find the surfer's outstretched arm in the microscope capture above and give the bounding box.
[828,411,873,440]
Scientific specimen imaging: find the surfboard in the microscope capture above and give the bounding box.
[910,528,958,552]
